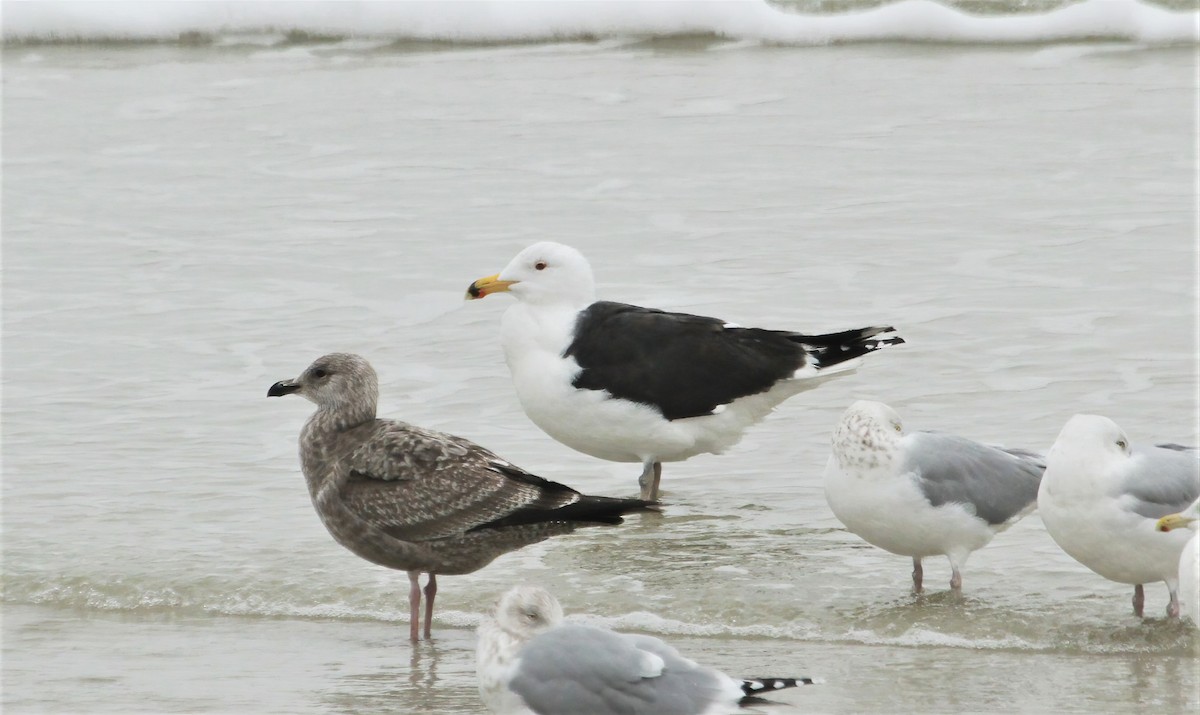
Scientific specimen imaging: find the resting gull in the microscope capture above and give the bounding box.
[466,241,904,500]
[267,353,657,641]
[824,400,1045,593]
[1038,414,1199,618]
[476,584,815,715]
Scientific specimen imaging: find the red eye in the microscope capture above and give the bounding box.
[535,261,547,270]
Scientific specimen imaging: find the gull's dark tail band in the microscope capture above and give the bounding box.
[739,676,818,704]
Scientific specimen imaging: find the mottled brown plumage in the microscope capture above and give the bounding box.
[268,353,657,642]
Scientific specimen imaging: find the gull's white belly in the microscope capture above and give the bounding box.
[509,349,698,463]
[823,458,995,559]
[1038,487,1190,585]
[1179,535,1199,626]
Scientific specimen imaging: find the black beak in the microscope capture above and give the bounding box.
[268,380,300,397]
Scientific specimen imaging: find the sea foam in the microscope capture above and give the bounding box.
[2,0,1196,45]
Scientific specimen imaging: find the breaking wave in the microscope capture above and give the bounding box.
[3,0,1196,46]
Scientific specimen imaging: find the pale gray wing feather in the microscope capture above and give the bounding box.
[510,624,731,715]
[1121,444,1200,519]
[336,419,578,541]
[904,432,1045,526]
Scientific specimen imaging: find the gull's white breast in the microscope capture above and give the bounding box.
[1038,457,1191,585]
[823,454,997,559]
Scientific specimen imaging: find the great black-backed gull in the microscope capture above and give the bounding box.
[476,584,816,715]
[466,241,904,500]
[1156,498,1199,626]
[824,400,1044,593]
[1039,414,1199,618]
[267,353,657,642]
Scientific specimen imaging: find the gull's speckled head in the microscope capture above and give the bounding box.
[492,584,564,640]
[467,242,595,308]
[267,352,379,413]
[830,399,904,469]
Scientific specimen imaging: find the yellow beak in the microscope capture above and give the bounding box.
[466,273,517,300]
[1156,513,1197,532]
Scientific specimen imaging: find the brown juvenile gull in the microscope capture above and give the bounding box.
[466,241,904,501]
[267,353,657,642]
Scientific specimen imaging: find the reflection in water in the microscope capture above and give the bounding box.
[1126,653,1195,712]
[321,629,491,714]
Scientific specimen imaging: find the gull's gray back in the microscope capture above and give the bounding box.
[1121,444,1200,519]
[509,624,730,715]
[905,432,1045,526]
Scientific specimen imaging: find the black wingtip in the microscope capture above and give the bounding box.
[555,495,662,525]
[799,325,904,369]
[739,677,817,703]
[861,325,905,347]
[468,495,661,533]
[1156,443,1196,452]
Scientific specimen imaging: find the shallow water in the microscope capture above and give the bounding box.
[3,4,1198,714]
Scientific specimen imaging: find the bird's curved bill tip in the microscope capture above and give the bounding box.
[1156,513,1195,532]
[466,274,516,300]
[268,380,300,397]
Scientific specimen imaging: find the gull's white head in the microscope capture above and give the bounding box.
[491,585,564,642]
[1046,414,1132,482]
[830,400,904,470]
[466,242,595,308]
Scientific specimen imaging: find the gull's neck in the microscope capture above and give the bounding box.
[501,301,584,363]
[305,397,377,434]
[1045,446,1121,496]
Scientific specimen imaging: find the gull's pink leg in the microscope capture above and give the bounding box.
[912,558,924,594]
[950,567,962,592]
[1132,584,1145,617]
[1167,588,1180,618]
[423,574,438,639]
[408,571,422,642]
[639,461,662,501]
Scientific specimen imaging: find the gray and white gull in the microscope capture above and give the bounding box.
[1039,414,1199,618]
[268,353,656,641]
[476,585,816,715]
[467,241,904,500]
[824,400,1045,593]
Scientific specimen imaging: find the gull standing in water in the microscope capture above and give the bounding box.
[467,241,904,500]
[824,400,1044,593]
[268,353,657,641]
[1039,414,1199,617]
